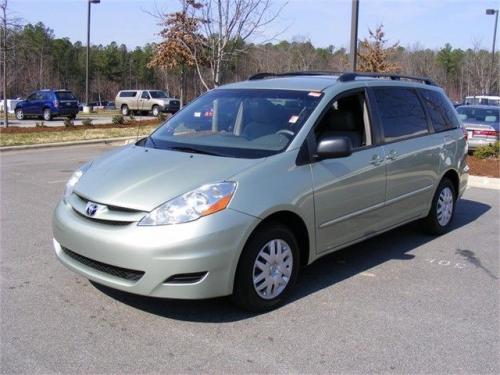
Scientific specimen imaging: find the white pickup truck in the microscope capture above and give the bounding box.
[115,90,180,116]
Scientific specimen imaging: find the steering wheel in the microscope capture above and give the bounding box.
[275,129,295,138]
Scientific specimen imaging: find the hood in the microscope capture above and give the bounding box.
[74,144,263,211]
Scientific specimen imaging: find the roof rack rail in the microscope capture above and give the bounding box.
[248,71,341,80]
[337,72,437,86]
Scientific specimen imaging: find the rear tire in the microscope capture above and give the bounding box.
[423,178,456,235]
[121,105,129,116]
[15,108,24,120]
[152,105,160,117]
[43,108,52,121]
[232,222,300,312]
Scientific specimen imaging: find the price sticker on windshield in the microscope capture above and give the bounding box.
[308,91,322,97]
[289,115,299,124]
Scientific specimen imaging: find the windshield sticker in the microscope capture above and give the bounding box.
[289,115,299,124]
[194,112,201,117]
[308,91,322,97]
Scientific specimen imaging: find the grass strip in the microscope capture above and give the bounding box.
[0,124,157,147]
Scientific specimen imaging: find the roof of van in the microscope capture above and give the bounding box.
[219,72,439,92]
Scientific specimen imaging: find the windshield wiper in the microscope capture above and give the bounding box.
[167,146,221,156]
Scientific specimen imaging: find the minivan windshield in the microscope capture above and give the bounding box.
[142,89,323,158]
[149,91,169,99]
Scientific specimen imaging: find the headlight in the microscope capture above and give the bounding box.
[139,182,236,226]
[64,162,92,202]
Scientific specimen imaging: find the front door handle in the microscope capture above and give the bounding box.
[370,154,383,165]
[386,150,398,160]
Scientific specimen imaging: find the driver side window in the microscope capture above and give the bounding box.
[315,91,372,149]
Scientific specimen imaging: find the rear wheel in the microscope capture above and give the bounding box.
[152,105,160,117]
[232,222,299,312]
[423,178,456,235]
[121,105,129,116]
[15,108,24,120]
[43,108,52,121]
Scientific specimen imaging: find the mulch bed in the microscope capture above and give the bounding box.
[468,156,500,178]
[0,119,160,134]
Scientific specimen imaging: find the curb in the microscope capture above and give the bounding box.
[467,175,500,190]
[0,136,138,152]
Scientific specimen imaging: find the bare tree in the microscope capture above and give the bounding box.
[1,0,9,126]
[174,0,284,89]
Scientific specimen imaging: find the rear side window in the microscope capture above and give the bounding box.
[119,91,137,98]
[420,89,459,132]
[55,91,76,100]
[373,87,428,142]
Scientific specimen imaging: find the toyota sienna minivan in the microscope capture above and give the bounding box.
[52,72,468,311]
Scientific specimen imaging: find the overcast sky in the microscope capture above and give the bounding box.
[8,0,500,51]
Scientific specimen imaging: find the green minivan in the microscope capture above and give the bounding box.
[52,72,468,311]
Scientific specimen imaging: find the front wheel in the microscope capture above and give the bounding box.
[43,108,52,121]
[423,178,456,235]
[232,222,300,312]
[15,108,24,120]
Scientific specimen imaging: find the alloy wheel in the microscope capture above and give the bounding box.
[437,186,454,226]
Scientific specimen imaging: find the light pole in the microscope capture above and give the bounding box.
[486,8,498,95]
[85,0,100,112]
[349,0,359,72]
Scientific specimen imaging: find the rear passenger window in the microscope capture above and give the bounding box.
[420,89,459,132]
[373,88,428,142]
[120,91,137,98]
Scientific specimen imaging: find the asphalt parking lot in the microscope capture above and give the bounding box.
[1,144,498,374]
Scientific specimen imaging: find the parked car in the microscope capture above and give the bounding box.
[115,90,180,116]
[456,105,499,151]
[464,95,500,106]
[53,72,468,311]
[15,89,79,121]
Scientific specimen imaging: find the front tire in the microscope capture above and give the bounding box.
[15,108,24,120]
[232,222,300,312]
[423,178,456,235]
[43,108,52,121]
[121,105,129,116]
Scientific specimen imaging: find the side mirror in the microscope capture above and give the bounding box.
[315,136,353,159]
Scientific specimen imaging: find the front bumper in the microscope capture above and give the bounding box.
[52,201,258,299]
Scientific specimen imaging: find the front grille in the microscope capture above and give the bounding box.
[62,247,144,282]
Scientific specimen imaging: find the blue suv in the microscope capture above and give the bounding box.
[15,90,79,121]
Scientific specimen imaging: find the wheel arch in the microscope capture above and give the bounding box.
[441,168,460,198]
[245,210,311,268]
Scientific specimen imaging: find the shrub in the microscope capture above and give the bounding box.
[63,118,74,127]
[35,121,46,127]
[129,112,135,122]
[112,114,125,125]
[473,142,499,159]
[157,112,167,122]
[81,118,93,126]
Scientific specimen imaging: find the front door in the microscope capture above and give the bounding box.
[311,90,387,253]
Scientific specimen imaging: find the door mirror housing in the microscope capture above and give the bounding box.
[315,136,353,160]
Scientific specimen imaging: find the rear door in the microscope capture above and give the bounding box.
[311,89,387,253]
[369,86,439,227]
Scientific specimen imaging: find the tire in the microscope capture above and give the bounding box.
[232,222,300,312]
[43,108,52,121]
[15,108,24,120]
[121,105,129,116]
[152,105,160,117]
[423,178,456,235]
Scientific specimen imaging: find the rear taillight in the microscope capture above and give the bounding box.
[472,130,498,137]
[54,100,59,108]
[461,126,468,140]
